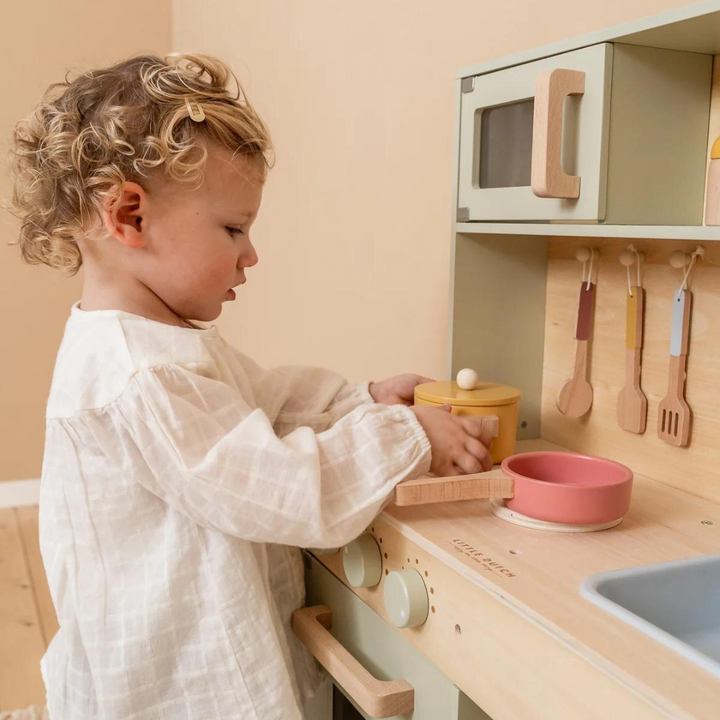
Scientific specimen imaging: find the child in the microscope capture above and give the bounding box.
[6,53,493,719]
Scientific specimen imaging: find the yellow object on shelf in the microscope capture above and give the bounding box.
[706,135,720,225]
[711,135,720,160]
[414,381,521,463]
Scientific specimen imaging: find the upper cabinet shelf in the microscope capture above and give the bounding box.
[456,0,720,79]
[454,222,720,241]
[455,1,720,238]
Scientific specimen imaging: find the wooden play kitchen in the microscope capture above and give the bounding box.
[301,5,720,720]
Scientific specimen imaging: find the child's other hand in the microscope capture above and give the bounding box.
[369,374,435,406]
[411,404,494,477]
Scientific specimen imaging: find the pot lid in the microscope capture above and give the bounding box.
[415,381,521,407]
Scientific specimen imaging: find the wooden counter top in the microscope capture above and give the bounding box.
[316,439,720,719]
[386,439,720,718]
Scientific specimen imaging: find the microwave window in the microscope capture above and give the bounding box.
[333,686,365,719]
[479,99,534,188]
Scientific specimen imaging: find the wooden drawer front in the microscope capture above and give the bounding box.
[302,553,492,720]
[457,43,612,222]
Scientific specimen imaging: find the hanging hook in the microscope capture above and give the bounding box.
[619,245,644,297]
[670,246,705,291]
[576,247,598,291]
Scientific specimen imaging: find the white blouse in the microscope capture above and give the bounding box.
[39,302,432,720]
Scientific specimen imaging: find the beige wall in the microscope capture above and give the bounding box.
[173,0,698,381]
[0,1,172,480]
[0,0,697,480]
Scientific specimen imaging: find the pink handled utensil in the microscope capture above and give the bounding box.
[557,281,595,418]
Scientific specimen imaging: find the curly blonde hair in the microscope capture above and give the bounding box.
[4,52,275,275]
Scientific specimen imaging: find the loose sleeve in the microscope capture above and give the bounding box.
[112,363,431,548]
[226,346,374,436]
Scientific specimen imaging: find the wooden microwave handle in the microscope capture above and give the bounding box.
[292,605,414,718]
[531,68,586,199]
[394,468,513,507]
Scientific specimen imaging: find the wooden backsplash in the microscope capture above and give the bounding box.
[542,237,720,504]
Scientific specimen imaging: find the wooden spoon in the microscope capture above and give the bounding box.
[557,282,595,418]
[617,287,648,434]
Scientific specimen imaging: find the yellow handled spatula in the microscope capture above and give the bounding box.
[617,287,647,434]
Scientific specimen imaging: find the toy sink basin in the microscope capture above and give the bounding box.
[580,553,720,679]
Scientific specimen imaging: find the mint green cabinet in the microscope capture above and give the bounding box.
[301,553,493,720]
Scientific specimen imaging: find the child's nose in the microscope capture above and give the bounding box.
[239,242,258,268]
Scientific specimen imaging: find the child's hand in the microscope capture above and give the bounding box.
[369,374,435,406]
[411,404,494,477]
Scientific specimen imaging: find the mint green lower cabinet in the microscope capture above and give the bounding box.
[301,552,493,720]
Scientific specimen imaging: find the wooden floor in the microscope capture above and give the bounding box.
[0,506,58,712]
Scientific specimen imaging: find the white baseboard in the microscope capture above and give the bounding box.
[0,479,41,508]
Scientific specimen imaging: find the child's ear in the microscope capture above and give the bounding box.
[101,182,147,249]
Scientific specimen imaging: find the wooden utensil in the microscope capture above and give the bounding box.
[617,287,648,434]
[658,289,692,447]
[557,282,596,417]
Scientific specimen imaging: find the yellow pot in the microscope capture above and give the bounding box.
[414,381,521,463]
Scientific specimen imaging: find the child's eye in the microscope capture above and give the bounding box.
[226,227,244,236]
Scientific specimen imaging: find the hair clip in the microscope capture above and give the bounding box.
[184,98,205,122]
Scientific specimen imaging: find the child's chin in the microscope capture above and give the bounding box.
[187,303,223,323]
[203,306,224,321]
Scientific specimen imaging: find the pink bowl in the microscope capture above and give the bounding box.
[500,451,633,525]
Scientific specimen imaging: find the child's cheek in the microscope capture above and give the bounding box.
[194,256,234,294]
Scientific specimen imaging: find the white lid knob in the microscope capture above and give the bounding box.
[342,534,382,588]
[383,569,429,628]
[456,368,479,390]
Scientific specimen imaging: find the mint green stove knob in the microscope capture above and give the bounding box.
[383,569,429,628]
[342,534,382,588]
